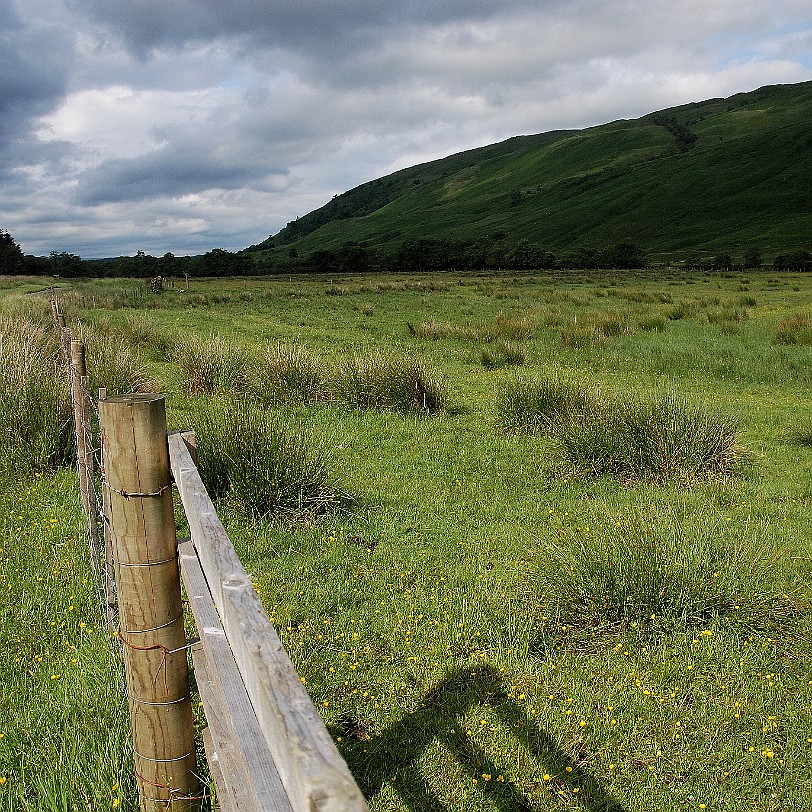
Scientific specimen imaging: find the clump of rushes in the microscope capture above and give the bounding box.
[244,341,328,405]
[172,334,248,395]
[773,313,812,346]
[536,511,801,638]
[191,399,345,517]
[558,391,747,483]
[495,370,596,433]
[0,314,74,478]
[559,311,630,347]
[334,352,448,413]
[480,340,525,370]
[484,312,534,342]
[78,327,162,395]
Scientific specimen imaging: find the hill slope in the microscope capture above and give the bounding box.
[253,82,812,260]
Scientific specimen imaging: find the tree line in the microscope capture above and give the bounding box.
[3,228,811,278]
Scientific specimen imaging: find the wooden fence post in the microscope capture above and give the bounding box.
[69,341,97,528]
[99,394,198,811]
[69,341,117,632]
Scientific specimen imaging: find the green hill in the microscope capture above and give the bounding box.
[252,81,812,263]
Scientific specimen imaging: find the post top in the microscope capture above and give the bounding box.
[100,393,165,404]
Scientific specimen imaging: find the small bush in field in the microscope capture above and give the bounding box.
[172,334,248,395]
[192,399,344,517]
[773,314,812,346]
[495,371,596,433]
[334,353,448,413]
[535,512,800,637]
[245,342,327,404]
[558,391,747,483]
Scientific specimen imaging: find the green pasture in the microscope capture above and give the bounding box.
[1,269,811,811]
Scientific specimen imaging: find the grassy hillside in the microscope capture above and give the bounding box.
[253,82,812,261]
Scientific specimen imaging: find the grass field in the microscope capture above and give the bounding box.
[1,269,811,812]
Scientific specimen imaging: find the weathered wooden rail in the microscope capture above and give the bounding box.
[99,394,368,812]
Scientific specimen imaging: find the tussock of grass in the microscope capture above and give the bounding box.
[334,352,448,413]
[172,334,248,394]
[191,399,345,517]
[408,312,533,343]
[0,315,73,479]
[480,341,525,369]
[535,511,802,639]
[638,312,667,332]
[773,313,812,345]
[495,370,596,433]
[78,327,162,395]
[559,312,631,346]
[557,392,747,483]
[244,341,328,405]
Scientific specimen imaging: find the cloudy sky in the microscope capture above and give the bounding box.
[2,1,811,258]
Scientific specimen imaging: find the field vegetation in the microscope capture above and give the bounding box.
[1,268,811,812]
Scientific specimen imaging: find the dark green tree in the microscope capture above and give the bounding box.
[605,243,646,269]
[49,250,83,277]
[712,252,733,271]
[0,230,24,275]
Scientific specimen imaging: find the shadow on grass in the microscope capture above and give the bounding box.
[331,665,628,812]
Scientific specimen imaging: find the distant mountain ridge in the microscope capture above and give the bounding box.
[252,81,812,261]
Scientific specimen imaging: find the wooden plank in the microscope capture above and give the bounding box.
[169,435,369,812]
[179,541,292,812]
[201,727,237,812]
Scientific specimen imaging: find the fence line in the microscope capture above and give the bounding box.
[52,294,367,811]
[170,431,368,812]
[50,292,117,636]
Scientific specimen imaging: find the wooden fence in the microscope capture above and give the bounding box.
[53,297,367,811]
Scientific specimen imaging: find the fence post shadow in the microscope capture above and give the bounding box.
[331,665,629,812]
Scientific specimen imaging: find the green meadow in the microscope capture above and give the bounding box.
[1,268,811,811]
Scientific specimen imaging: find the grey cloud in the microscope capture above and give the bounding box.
[69,0,546,53]
[0,8,74,148]
[75,146,289,205]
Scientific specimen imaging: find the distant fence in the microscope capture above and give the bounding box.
[51,295,367,812]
